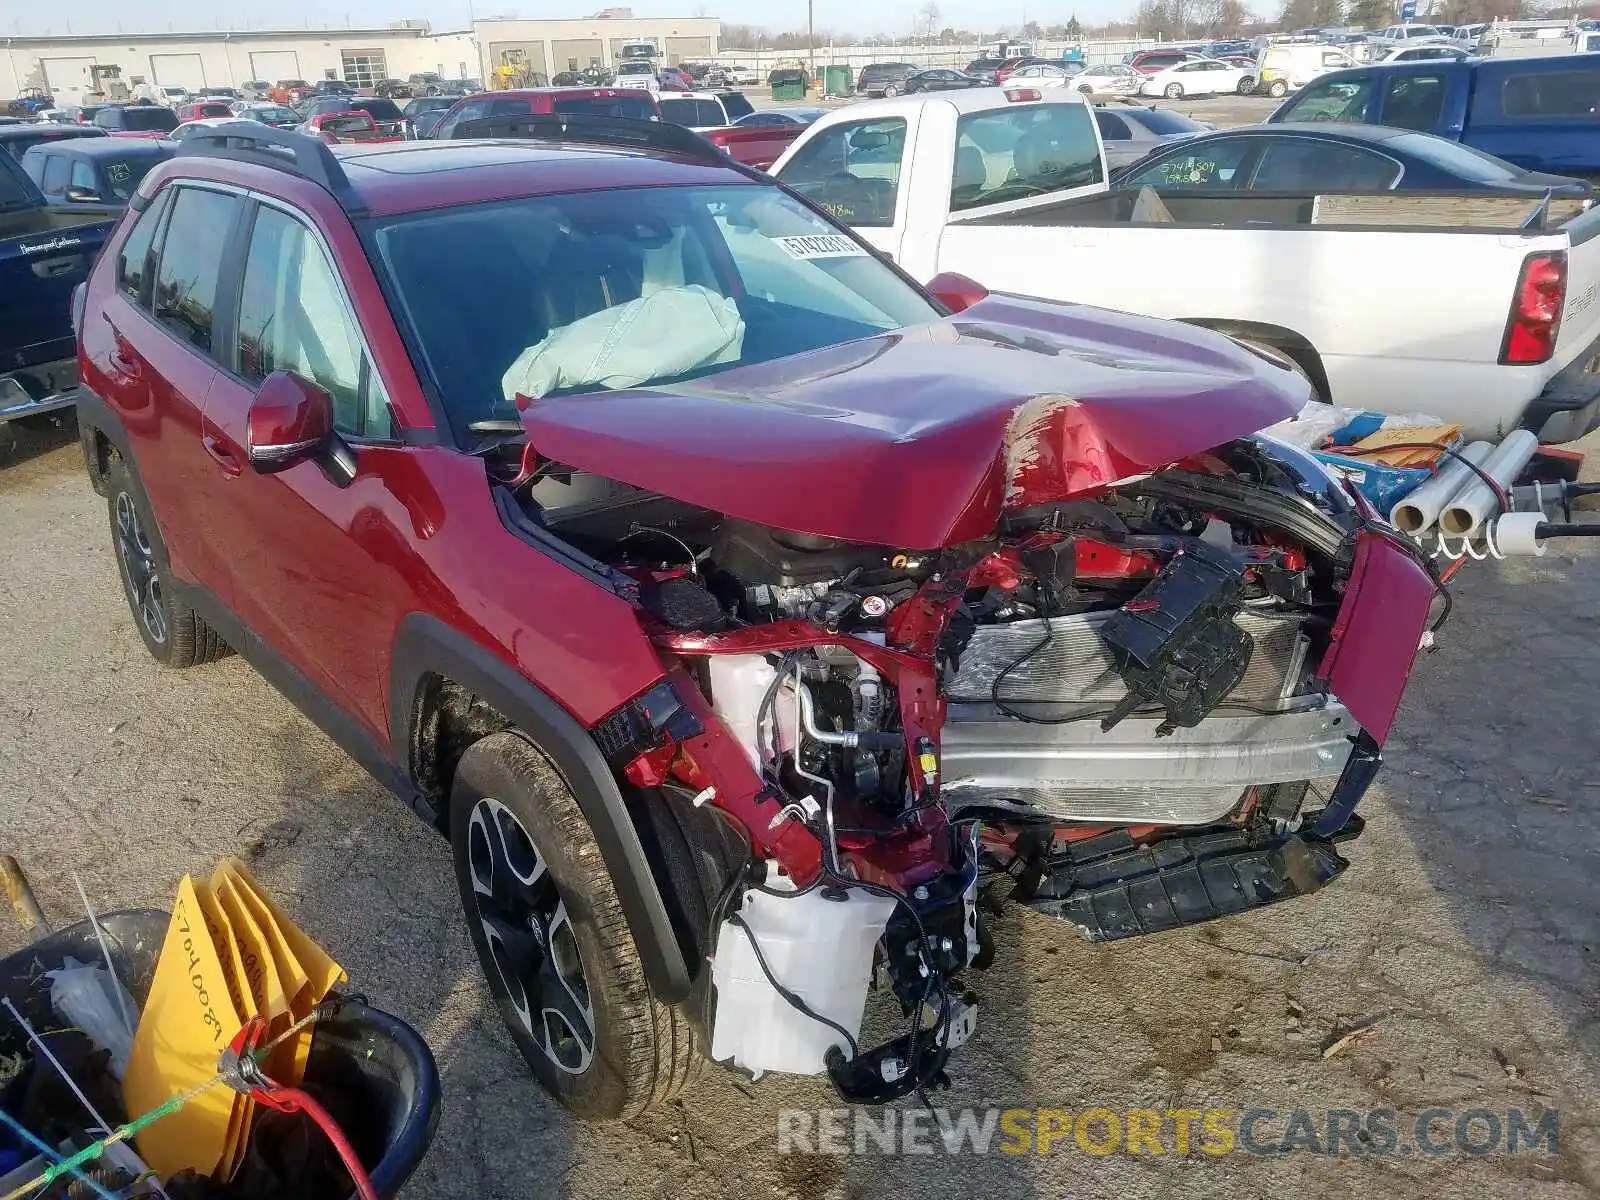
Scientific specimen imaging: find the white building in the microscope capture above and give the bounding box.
[0,14,719,104]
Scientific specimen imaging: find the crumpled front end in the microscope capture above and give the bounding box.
[514,391,1437,1101]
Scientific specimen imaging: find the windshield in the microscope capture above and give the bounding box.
[551,94,658,119]
[617,63,655,76]
[659,98,725,126]
[251,106,299,123]
[123,108,180,132]
[371,184,937,439]
[1384,132,1527,182]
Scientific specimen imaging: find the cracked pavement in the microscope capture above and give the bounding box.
[1,425,1596,1199]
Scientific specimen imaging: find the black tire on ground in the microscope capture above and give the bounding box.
[1238,76,1256,94]
[449,731,707,1120]
[104,454,229,667]
[1165,82,1184,99]
[884,83,900,97]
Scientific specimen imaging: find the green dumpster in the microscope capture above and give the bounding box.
[823,64,853,97]
[772,76,807,101]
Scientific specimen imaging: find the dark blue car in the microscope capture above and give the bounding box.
[1113,122,1590,197]
[1267,54,1600,178]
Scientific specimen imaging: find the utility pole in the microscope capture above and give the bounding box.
[807,0,815,88]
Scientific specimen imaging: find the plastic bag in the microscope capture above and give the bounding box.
[48,957,137,1080]
[1263,402,1447,451]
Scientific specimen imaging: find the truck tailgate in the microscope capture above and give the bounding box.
[0,210,112,374]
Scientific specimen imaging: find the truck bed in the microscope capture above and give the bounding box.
[935,188,1600,439]
[959,187,1598,233]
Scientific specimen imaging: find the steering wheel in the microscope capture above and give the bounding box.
[819,172,875,222]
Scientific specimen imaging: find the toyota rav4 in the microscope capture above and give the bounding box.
[73,118,1440,1118]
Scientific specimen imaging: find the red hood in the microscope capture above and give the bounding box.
[517,294,1306,547]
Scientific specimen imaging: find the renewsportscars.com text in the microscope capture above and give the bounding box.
[776,1106,1559,1158]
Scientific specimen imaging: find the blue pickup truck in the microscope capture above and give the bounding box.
[0,146,113,428]
[1268,54,1600,178]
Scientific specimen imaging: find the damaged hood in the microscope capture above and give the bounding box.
[517,294,1306,547]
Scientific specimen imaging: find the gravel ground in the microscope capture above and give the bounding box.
[1,421,1596,1199]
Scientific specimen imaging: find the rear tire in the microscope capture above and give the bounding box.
[884,83,900,97]
[1164,82,1184,99]
[1268,80,1288,98]
[1238,76,1256,95]
[449,731,706,1120]
[104,455,229,668]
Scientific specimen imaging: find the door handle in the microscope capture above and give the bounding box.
[31,254,84,279]
[202,433,243,477]
[102,315,141,378]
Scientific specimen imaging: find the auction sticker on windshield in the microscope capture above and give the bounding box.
[773,234,869,260]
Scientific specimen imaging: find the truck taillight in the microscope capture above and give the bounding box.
[1500,250,1566,365]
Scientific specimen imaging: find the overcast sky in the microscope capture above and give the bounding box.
[3,0,1130,40]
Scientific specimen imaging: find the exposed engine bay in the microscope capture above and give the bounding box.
[497,432,1436,1103]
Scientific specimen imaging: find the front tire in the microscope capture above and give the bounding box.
[1164,82,1184,99]
[449,732,704,1120]
[1268,79,1288,98]
[104,455,229,668]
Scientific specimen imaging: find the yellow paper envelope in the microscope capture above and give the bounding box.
[192,881,258,1181]
[217,858,346,998]
[213,875,296,1083]
[123,876,245,1180]
[216,865,310,1014]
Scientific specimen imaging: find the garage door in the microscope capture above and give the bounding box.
[550,39,604,73]
[41,57,97,94]
[150,53,207,90]
[249,50,301,85]
[665,37,713,65]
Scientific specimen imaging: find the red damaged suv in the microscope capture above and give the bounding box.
[72,117,1439,1117]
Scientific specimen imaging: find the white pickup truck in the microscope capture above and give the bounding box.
[769,88,1600,443]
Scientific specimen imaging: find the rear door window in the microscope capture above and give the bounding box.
[1379,73,1447,131]
[69,158,97,193]
[152,186,241,354]
[950,102,1102,211]
[1501,68,1600,119]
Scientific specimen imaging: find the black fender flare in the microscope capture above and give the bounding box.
[388,613,693,1005]
[1177,318,1331,403]
[75,386,131,496]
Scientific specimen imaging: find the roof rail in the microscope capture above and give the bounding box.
[446,113,727,165]
[173,121,367,216]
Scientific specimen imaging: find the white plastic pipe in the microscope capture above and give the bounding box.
[1389,440,1495,533]
[1491,512,1549,557]
[1439,429,1540,537]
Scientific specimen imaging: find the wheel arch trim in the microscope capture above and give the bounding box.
[389,613,694,1005]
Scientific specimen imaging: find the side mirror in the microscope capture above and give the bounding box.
[925,271,990,314]
[64,186,102,203]
[246,371,334,471]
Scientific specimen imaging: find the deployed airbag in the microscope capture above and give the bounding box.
[502,284,745,403]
